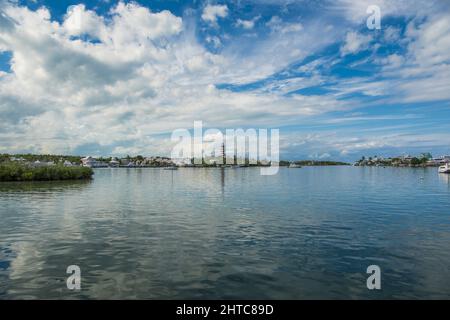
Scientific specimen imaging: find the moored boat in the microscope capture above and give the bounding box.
[438,163,450,173]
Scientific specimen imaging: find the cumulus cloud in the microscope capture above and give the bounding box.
[0,1,347,156]
[201,4,228,26]
[0,1,449,159]
[63,4,104,37]
[235,16,260,29]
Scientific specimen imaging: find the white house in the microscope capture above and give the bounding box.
[173,158,192,166]
[63,160,73,167]
[120,158,130,165]
[81,156,96,167]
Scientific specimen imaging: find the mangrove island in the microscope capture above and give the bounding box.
[0,161,93,182]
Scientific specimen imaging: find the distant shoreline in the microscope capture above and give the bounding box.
[4,153,448,171]
[1,153,351,169]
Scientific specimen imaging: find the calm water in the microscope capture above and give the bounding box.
[0,167,449,299]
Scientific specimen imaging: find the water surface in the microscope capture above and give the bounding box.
[0,167,449,299]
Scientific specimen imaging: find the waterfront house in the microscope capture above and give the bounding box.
[120,158,130,165]
[81,156,108,168]
[400,155,414,162]
[431,156,450,165]
[33,160,42,167]
[173,158,192,166]
[32,160,55,167]
[81,156,96,167]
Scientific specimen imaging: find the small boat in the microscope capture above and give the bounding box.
[288,163,302,168]
[438,163,450,173]
[164,166,178,170]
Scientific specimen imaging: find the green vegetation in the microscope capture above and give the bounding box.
[0,163,93,182]
[355,154,434,167]
[411,157,428,166]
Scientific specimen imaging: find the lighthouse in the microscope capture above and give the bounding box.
[221,142,225,165]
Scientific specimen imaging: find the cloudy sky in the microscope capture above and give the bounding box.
[1,0,450,161]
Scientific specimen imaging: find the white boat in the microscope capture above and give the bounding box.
[109,159,120,167]
[438,163,450,173]
[164,166,178,170]
[288,163,302,168]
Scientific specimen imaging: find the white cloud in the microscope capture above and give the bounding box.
[383,26,401,42]
[405,15,450,67]
[235,16,260,29]
[0,1,350,156]
[1,1,449,158]
[205,35,221,48]
[377,13,450,103]
[329,0,447,24]
[340,31,372,56]
[63,4,104,37]
[201,4,228,26]
[266,15,302,34]
[282,130,450,160]
[266,16,282,28]
[379,54,404,71]
[109,2,182,42]
[309,152,331,159]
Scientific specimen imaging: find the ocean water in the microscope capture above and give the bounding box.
[0,166,449,299]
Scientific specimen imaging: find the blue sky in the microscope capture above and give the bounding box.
[1,0,450,160]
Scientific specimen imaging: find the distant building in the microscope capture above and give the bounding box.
[173,158,192,166]
[81,156,96,167]
[429,156,450,165]
[32,160,54,167]
[120,158,130,165]
[401,155,414,161]
[109,158,120,167]
[33,160,43,167]
[81,156,107,168]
